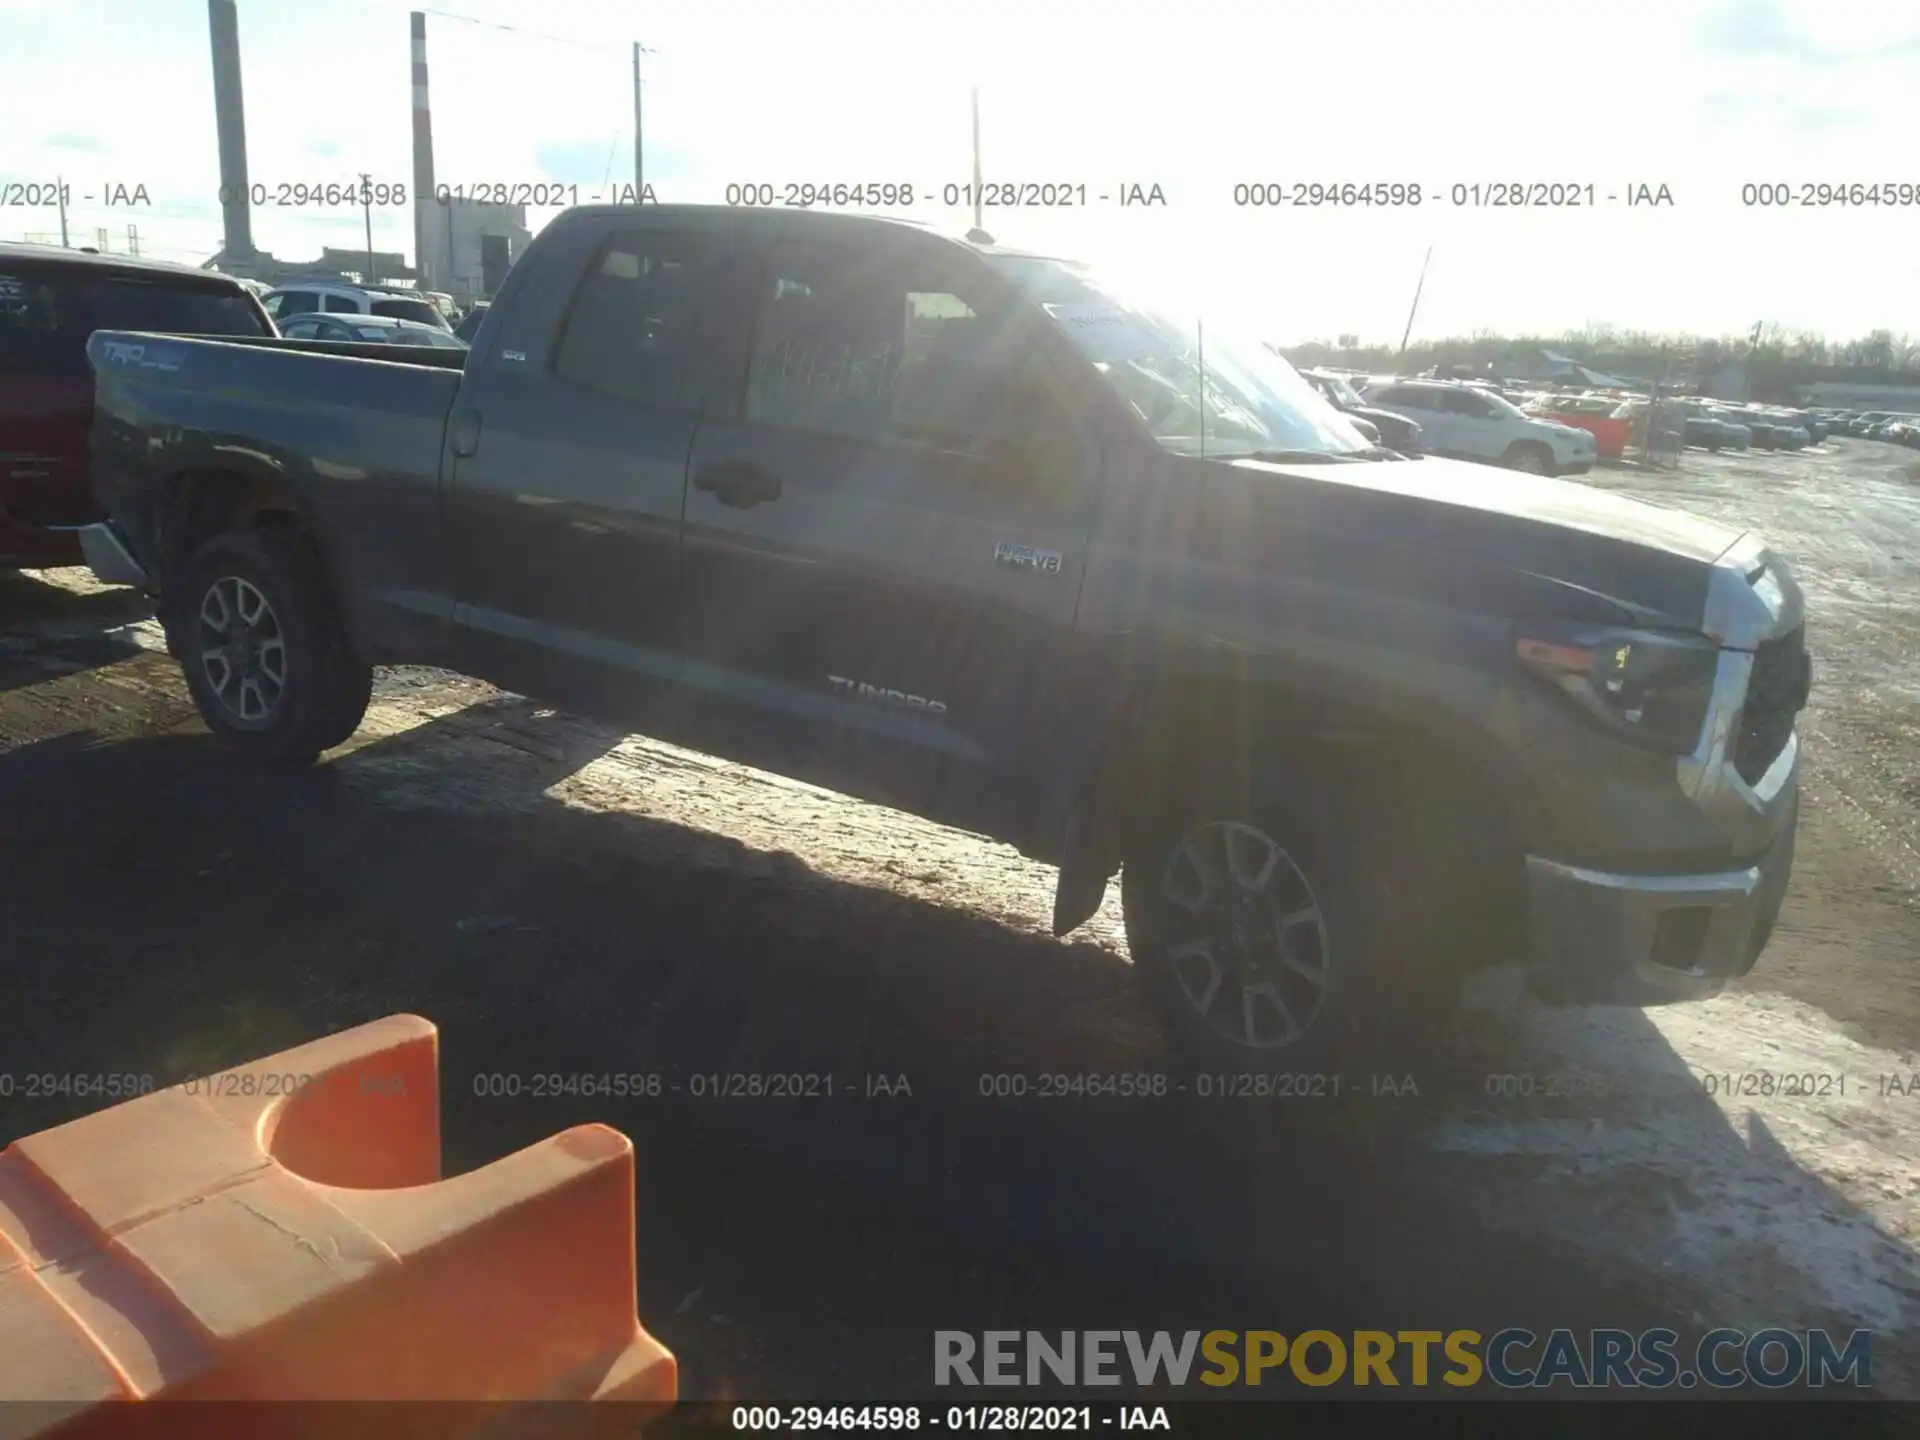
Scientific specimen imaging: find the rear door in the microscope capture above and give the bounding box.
[1374,384,1452,452]
[676,230,1098,825]
[444,224,751,722]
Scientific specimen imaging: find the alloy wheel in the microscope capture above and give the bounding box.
[1156,820,1333,1051]
[196,575,288,726]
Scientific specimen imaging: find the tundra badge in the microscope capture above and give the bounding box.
[994,541,1063,575]
[829,675,948,715]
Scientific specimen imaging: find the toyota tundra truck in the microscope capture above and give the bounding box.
[79,205,1811,1069]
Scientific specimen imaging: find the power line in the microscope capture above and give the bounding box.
[418,7,656,58]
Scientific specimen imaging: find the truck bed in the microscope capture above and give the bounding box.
[86,330,465,657]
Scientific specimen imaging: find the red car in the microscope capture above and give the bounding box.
[0,245,272,570]
[1525,393,1633,459]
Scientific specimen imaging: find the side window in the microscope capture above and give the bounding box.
[322,294,359,313]
[1444,389,1491,417]
[0,271,87,376]
[278,291,319,316]
[552,232,707,411]
[745,247,1039,452]
[262,293,284,317]
[1377,386,1434,411]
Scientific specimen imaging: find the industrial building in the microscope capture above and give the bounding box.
[199,0,524,301]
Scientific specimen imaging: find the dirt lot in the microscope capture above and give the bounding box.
[1,437,1917,1409]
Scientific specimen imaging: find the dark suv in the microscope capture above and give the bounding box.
[0,245,271,569]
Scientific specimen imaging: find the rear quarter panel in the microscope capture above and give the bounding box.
[89,332,463,660]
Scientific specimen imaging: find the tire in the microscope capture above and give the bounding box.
[169,525,372,764]
[1121,757,1463,1072]
[1503,441,1554,475]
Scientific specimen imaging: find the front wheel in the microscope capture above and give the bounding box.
[171,526,372,764]
[1121,770,1459,1071]
[1503,441,1554,475]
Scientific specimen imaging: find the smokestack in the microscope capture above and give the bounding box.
[208,0,254,259]
[411,11,436,291]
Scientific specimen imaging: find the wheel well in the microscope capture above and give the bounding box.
[151,469,307,589]
[1057,676,1528,959]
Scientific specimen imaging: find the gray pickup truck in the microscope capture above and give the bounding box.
[81,205,1811,1069]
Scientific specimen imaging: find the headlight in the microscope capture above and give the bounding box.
[1515,624,1722,753]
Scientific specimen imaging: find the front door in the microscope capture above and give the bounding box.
[676,232,1097,828]
[1440,387,1507,460]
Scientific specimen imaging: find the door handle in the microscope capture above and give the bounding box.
[694,461,782,507]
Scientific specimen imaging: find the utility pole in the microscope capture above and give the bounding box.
[641,40,656,197]
[970,87,983,233]
[1398,246,1432,360]
[57,176,69,247]
[361,172,376,285]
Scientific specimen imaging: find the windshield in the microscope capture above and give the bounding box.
[986,255,1369,459]
[1311,371,1365,408]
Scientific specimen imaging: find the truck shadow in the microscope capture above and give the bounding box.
[0,692,1906,1401]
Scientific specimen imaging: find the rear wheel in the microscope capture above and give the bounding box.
[170,526,372,764]
[1503,441,1554,475]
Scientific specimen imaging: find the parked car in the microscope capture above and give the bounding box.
[1614,398,1687,455]
[1360,378,1597,474]
[1760,410,1812,448]
[1713,406,1789,451]
[275,312,469,349]
[80,205,1809,1071]
[1673,399,1746,451]
[0,243,273,569]
[1524,393,1633,459]
[1298,368,1424,453]
[1775,409,1825,444]
[261,281,452,330]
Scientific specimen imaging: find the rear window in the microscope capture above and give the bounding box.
[0,270,267,377]
[370,298,444,327]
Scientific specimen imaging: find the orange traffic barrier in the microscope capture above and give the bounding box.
[0,1014,675,1438]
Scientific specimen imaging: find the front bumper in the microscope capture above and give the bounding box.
[1524,532,1804,1004]
[1524,783,1797,1004]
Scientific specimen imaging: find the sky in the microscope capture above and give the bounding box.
[2,0,1917,346]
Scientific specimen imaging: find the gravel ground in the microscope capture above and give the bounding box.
[0,437,1916,1408]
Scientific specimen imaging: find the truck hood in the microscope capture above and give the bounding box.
[1195,451,1746,627]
